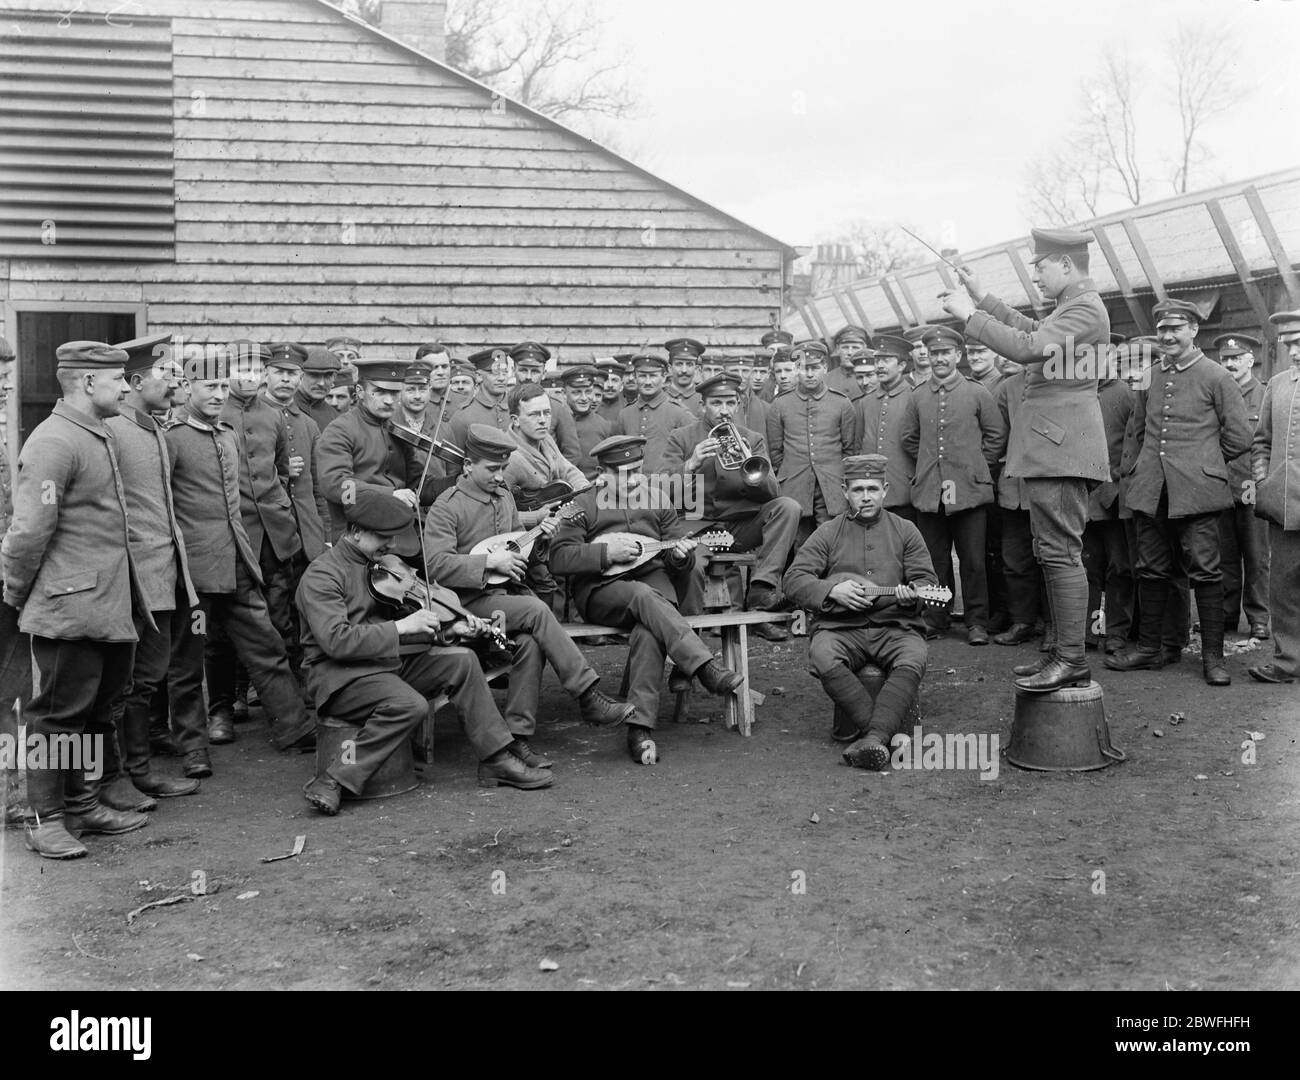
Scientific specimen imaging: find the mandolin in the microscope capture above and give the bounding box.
[470,502,589,586]
[823,573,952,609]
[594,530,735,578]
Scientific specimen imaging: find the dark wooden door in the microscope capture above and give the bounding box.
[15,310,138,445]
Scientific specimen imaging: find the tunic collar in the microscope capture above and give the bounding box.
[1054,278,1097,305]
[117,403,160,432]
[52,399,110,437]
[453,473,503,506]
[1159,348,1202,374]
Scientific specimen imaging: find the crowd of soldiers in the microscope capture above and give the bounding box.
[2,226,1299,858]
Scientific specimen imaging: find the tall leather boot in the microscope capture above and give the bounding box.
[24,767,86,859]
[1106,579,1168,671]
[866,666,922,744]
[97,709,158,813]
[1196,581,1230,686]
[63,761,148,837]
[819,667,875,738]
[1016,576,1055,677]
[1017,566,1091,692]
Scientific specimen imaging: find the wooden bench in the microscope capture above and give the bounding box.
[418,611,806,759]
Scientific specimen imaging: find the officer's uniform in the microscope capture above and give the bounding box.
[549,438,717,736]
[2,343,147,850]
[765,340,859,530]
[613,353,694,474]
[661,373,802,602]
[1082,372,1135,651]
[1213,333,1270,636]
[1247,311,1300,683]
[899,326,1007,638]
[854,335,917,522]
[782,454,938,761]
[959,228,1110,685]
[1110,299,1252,684]
[167,393,314,753]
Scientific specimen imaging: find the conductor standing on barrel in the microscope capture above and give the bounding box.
[941,228,1110,693]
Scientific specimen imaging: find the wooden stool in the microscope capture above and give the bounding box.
[702,551,756,611]
[830,664,923,743]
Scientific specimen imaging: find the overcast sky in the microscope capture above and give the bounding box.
[592,0,1300,252]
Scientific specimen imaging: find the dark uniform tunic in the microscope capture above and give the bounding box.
[661,418,801,592]
[166,411,313,751]
[783,509,937,744]
[295,539,514,790]
[766,385,859,522]
[613,392,694,475]
[1252,365,1300,676]
[666,384,705,419]
[570,410,611,479]
[447,387,512,451]
[900,373,1005,631]
[549,487,714,729]
[1082,379,1135,646]
[856,379,916,517]
[422,476,600,738]
[1218,375,1269,633]
[294,386,339,435]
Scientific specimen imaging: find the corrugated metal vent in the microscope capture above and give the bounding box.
[0,10,174,260]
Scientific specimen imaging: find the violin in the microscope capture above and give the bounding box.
[367,554,513,656]
[386,421,467,468]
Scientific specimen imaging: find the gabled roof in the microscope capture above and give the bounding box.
[312,0,796,258]
[787,167,1300,338]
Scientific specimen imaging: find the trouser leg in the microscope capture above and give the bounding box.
[220,563,314,749]
[1101,518,1133,642]
[952,505,989,629]
[1083,521,1106,641]
[1268,524,1300,676]
[808,630,875,736]
[861,629,927,744]
[1179,511,1226,659]
[1001,508,1041,625]
[260,536,302,676]
[1218,506,1244,632]
[1023,477,1090,663]
[726,497,801,590]
[985,504,1008,626]
[1239,502,1271,631]
[1134,509,1176,652]
[622,624,667,729]
[170,596,211,752]
[204,613,236,720]
[917,511,953,631]
[117,607,174,774]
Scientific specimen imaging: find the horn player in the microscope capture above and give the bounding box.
[662,372,802,641]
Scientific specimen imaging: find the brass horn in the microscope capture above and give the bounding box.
[709,421,771,485]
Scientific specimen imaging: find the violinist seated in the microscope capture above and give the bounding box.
[548,435,744,767]
[295,488,555,815]
[782,455,940,773]
[423,425,635,770]
[315,357,447,557]
[661,372,802,641]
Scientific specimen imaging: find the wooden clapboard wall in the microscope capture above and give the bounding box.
[0,0,792,359]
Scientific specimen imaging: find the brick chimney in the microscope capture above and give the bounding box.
[375,0,447,63]
[809,243,861,295]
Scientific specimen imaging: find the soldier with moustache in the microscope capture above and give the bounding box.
[1081,334,1136,654]
[593,357,631,425]
[167,348,316,763]
[662,372,801,640]
[297,346,341,433]
[965,339,1002,393]
[3,343,153,858]
[783,455,939,772]
[1247,309,1300,684]
[317,357,445,561]
[549,436,744,766]
[664,338,707,419]
[100,334,203,803]
[421,425,634,769]
[448,359,476,400]
[560,365,610,479]
[855,335,917,525]
[325,369,355,414]
[899,325,1007,645]
[1213,332,1270,639]
[1106,299,1252,686]
[829,326,870,402]
[298,489,553,813]
[942,228,1111,692]
[510,341,581,463]
[612,352,694,474]
[766,339,860,539]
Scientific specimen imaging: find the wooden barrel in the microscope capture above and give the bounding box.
[831,664,923,742]
[1007,681,1126,772]
[315,717,420,800]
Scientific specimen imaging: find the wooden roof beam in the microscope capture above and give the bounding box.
[1121,218,1167,303]
[1005,245,1048,318]
[878,277,912,328]
[1206,197,1273,332]
[1243,185,1300,309]
[1092,225,1153,335]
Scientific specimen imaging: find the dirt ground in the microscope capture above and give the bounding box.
[2,629,1297,992]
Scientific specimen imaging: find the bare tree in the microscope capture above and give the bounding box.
[823,221,929,279]
[1170,22,1250,194]
[446,0,636,128]
[1019,21,1252,222]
